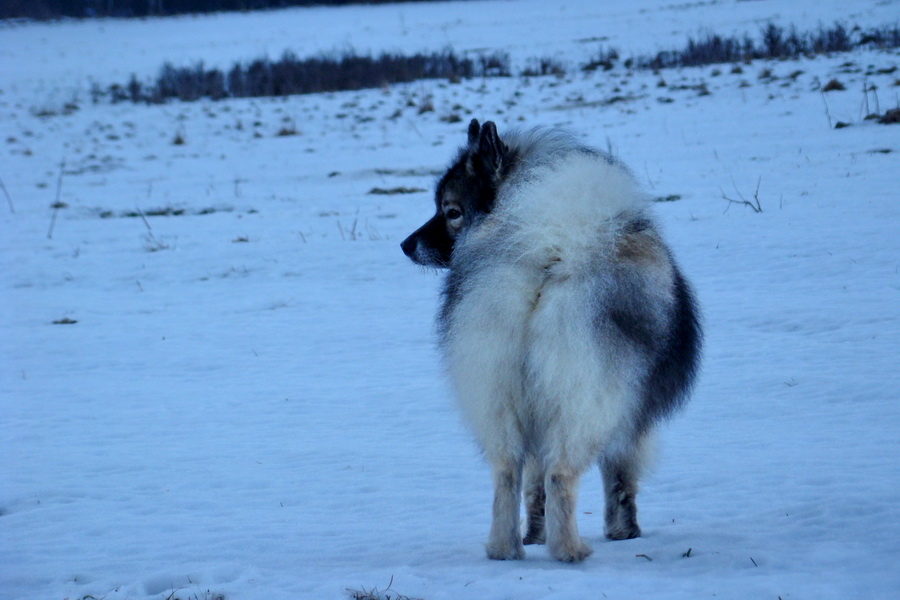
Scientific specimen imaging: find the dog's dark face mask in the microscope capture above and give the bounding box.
[401,119,512,268]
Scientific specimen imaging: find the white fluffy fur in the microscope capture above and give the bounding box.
[446,153,652,467]
[442,145,663,561]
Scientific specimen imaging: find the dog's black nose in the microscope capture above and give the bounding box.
[401,234,417,258]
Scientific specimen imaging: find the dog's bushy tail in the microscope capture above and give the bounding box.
[638,262,702,434]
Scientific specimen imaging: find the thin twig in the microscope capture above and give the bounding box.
[722,192,762,213]
[136,206,169,251]
[47,209,58,239]
[47,160,66,239]
[0,177,13,214]
[821,90,833,129]
[644,162,657,190]
[55,160,65,206]
[863,77,871,116]
[722,176,763,213]
[753,176,763,211]
[136,206,153,233]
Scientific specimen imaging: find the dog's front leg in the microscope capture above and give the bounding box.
[545,467,593,563]
[486,457,525,560]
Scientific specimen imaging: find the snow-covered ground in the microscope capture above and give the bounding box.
[2,1,899,599]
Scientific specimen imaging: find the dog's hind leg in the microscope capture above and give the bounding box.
[523,456,546,545]
[486,456,526,560]
[545,466,593,562]
[600,444,645,541]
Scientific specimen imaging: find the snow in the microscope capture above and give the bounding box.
[2,1,899,599]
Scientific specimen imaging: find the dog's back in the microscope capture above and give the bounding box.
[405,120,701,562]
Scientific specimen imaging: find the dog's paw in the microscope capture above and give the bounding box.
[486,540,526,560]
[605,524,641,541]
[550,537,593,563]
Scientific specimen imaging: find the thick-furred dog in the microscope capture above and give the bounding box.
[401,119,701,563]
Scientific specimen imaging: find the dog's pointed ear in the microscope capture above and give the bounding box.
[467,119,481,151]
[476,121,509,180]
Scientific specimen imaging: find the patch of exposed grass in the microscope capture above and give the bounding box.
[347,576,421,600]
[878,108,900,124]
[99,206,233,219]
[163,590,225,600]
[654,194,682,203]
[367,186,426,195]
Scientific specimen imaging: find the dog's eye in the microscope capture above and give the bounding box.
[446,208,463,221]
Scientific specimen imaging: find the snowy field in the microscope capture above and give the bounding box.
[2,1,899,599]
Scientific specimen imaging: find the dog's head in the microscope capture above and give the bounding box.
[401,119,513,267]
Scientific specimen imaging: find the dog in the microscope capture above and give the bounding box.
[401,119,701,562]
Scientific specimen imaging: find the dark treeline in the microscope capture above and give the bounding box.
[0,0,450,19]
[108,49,511,103]
[69,20,900,106]
[640,22,900,70]
[97,21,900,105]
